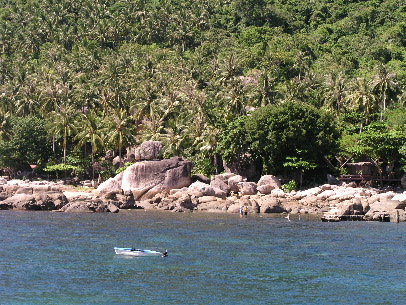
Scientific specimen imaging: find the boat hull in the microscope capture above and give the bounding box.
[114,247,162,256]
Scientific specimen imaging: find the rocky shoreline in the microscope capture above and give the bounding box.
[1,173,405,222]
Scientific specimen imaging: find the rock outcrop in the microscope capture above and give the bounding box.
[133,141,163,160]
[121,157,192,200]
[1,190,68,210]
[0,164,405,220]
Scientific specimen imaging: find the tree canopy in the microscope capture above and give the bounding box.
[0,0,404,182]
[218,101,340,177]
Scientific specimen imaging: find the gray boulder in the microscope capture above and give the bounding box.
[112,156,124,169]
[228,175,245,193]
[15,187,34,195]
[95,173,123,195]
[365,199,406,220]
[1,191,68,211]
[257,175,281,189]
[210,176,231,195]
[258,197,286,213]
[61,201,95,213]
[107,203,120,213]
[1,194,37,210]
[121,157,192,200]
[134,141,163,160]
[237,182,257,195]
[188,181,216,197]
[61,199,119,213]
[257,185,274,194]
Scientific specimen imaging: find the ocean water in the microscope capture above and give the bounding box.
[0,210,405,305]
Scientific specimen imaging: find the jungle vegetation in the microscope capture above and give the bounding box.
[0,0,405,184]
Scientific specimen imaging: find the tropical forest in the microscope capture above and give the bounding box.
[0,0,405,186]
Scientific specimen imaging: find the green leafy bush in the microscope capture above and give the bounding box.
[115,162,134,174]
[282,180,297,193]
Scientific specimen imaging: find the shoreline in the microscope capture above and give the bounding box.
[1,178,405,222]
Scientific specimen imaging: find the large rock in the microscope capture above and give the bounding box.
[195,196,230,212]
[237,182,257,195]
[1,191,68,210]
[61,201,95,213]
[210,175,231,195]
[258,197,286,213]
[228,175,245,193]
[60,199,120,213]
[95,173,124,194]
[365,199,406,220]
[258,175,281,188]
[158,193,195,211]
[188,181,216,197]
[257,175,281,194]
[112,156,124,169]
[121,157,192,200]
[134,141,163,160]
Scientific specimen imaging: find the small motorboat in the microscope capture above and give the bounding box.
[114,247,167,257]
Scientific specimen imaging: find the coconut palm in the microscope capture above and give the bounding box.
[345,77,378,131]
[74,110,104,180]
[104,107,136,165]
[137,113,166,143]
[0,111,11,141]
[371,64,399,120]
[47,103,77,164]
[323,73,346,112]
[159,123,188,158]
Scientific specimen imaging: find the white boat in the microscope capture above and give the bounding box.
[114,247,167,257]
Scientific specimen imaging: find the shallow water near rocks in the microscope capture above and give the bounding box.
[1,210,405,304]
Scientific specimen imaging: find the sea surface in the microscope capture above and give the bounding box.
[1,210,405,305]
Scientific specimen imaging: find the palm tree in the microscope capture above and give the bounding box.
[159,124,188,158]
[345,78,378,132]
[281,77,306,103]
[104,108,136,166]
[255,71,276,107]
[0,111,11,141]
[137,113,166,143]
[131,79,160,121]
[323,73,346,112]
[74,110,104,180]
[47,104,77,164]
[371,64,399,120]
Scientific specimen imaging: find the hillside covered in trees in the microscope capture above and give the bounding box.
[0,0,405,185]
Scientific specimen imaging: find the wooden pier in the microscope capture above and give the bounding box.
[340,174,401,186]
[321,213,391,222]
[339,215,366,221]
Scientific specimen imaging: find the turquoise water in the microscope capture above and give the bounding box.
[1,210,405,304]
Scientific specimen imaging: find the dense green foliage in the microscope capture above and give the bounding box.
[0,0,404,181]
[218,101,340,178]
[0,116,50,170]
